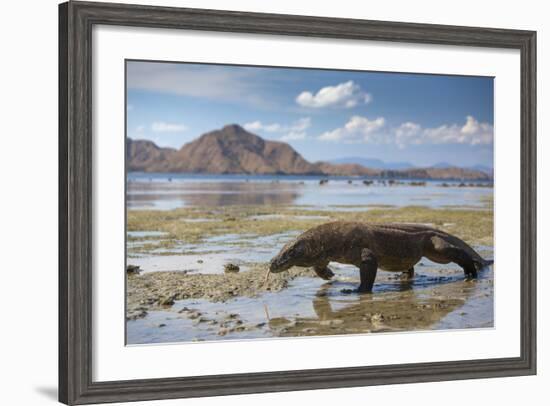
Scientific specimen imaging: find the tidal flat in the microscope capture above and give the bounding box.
[126,201,494,344]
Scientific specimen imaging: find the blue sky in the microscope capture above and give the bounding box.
[126,60,494,167]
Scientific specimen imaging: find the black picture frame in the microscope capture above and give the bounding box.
[59,1,537,404]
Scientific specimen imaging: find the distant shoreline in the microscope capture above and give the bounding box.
[127,171,494,183]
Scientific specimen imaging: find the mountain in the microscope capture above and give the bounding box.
[381,167,490,181]
[126,138,176,172]
[330,157,414,170]
[127,124,491,180]
[431,162,454,169]
[129,124,322,175]
[468,164,493,175]
[430,162,493,175]
[315,162,379,177]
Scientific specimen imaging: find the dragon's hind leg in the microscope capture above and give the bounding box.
[429,236,477,279]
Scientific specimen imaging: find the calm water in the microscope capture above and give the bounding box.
[127,172,493,211]
[127,252,494,344]
[126,172,494,344]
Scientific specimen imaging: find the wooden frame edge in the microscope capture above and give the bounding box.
[58,1,537,404]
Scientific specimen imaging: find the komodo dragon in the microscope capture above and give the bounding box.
[269,221,493,293]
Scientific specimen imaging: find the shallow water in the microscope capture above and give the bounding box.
[127,248,494,345]
[127,173,492,211]
[127,231,300,274]
[126,173,494,345]
[127,231,169,238]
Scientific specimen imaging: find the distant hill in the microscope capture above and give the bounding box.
[330,157,414,170]
[431,161,454,169]
[315,161,379,177]
[126,139,176,172]
[127,124,491,180]
[380,167,490,181]
[466,164,493,175]
[430,162,493,175]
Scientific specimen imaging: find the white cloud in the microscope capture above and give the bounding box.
[151,121,187,133]
[319,115,493,146]
[408,116,493,146]
[458,115,494,145]
[319,116,386,142]
[296,81,372,109]
[244,117,311,141]
[395,122,423,148]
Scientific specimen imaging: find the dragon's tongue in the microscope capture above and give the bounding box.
[263,269,271,287]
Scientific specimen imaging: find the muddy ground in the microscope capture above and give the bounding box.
[126,204,494,344]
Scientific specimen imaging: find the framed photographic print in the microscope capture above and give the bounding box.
[59,1,536,404]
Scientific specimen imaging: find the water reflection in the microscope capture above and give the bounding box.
[277,269,489,337]
[128,181,300,208]
[127,175,493,211]
[126,265,493,344]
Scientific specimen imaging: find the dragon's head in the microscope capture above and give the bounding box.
[269,238,316,273]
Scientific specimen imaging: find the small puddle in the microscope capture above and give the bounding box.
[248,214,331,221]
[127,231,169,238]
[181,218,221,223]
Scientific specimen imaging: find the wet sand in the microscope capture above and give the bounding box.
[126,201,494,345]
[127,261,493,344]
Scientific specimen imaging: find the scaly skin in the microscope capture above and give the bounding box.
[269,221,493,293]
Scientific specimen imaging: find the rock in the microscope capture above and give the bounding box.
[187,311,202,319]
[126,264,141,275]
[371,313,385,323]
[224,263,240,273]
[197,259,204,264]
[158,323,166,328]
[269,317,292,327]
[158,296,175,306]
[126,310,147,320]
[320,319,344,326]
[193,316,210,325]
